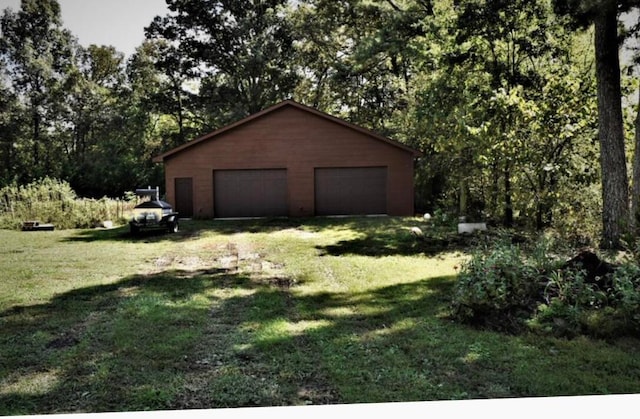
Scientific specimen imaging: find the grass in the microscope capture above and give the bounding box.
[1,217,640,414]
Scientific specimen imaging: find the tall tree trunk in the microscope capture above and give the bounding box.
[594,5,629,249]
[176,83,186,147]
[631,88,640,233]
[1,136,12,181]
[504,161,513,227]
[459,176,468,218]
[490,160,499,220]
[535,171,547,231]
[32,106,42,178]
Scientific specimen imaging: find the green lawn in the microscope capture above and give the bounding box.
[1,217,639,414]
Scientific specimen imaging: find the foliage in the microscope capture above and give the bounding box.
[452,239,548,332]
[145,0,300,128]
[0,0,638,243]
[0,1,164,198]
[0,177,136,229]
[610,262,640,323]
[0,0,74,183]
[291,0,428,132]
[409,0,600,228]
[452,231,640,338]
[553,0,640,248]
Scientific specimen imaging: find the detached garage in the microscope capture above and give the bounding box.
[153,100,421,218]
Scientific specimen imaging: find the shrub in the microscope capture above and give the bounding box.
[452,231,640,339]
[528,268,609,338]
[608,261,640,333]
[0,178,137,230]
[527,264,640,339]
[451,240,543,333]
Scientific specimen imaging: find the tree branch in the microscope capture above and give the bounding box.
[385,0,402,12]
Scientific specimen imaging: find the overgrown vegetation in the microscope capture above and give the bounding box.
[451,233,640,338]
[0,178,136,230]
[1,1,639,248]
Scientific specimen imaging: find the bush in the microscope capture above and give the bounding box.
[451,240,544,333]
[452,232,640,339]
[608,261,640,333]
[531,249,640,338]
[528,268,608,338]
[0,178,137,230]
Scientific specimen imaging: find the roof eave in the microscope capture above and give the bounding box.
[152,100,423,162]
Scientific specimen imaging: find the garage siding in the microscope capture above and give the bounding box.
[315,167,387,215]
[213,169,288,218]
[159,102,418,217]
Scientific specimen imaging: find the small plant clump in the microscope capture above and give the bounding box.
[451,234,640,338]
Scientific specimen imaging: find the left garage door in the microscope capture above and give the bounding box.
[214,169,288,218]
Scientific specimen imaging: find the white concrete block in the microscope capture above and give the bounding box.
[458,222,487,234]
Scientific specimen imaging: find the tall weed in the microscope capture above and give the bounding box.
[0,178,136,230]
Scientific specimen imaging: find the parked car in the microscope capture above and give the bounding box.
[129,187,179,235]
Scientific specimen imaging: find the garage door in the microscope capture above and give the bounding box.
[315,167,387,215]
[214,169,288,218]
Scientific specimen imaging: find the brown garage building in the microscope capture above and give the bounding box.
[152,100,421,218]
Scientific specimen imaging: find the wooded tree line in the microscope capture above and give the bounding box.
[1,0,640,247]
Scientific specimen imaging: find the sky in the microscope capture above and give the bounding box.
[0,0,169,57]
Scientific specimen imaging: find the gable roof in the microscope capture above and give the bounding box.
[152,100,422,163]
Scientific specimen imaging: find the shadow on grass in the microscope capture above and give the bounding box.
[4,258,640,414]
[62,217,453,247]
[62,218,315,243]
[0,266,273,414]
[62,222,209,243]
[316,229,482,257]
[0,260,461,414]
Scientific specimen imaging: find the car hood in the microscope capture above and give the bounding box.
[134,200,173,210]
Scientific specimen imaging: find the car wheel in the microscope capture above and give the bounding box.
[168,221,179,233]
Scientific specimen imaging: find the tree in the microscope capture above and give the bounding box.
[426,0,594,227]
[62,44,131,196]
[145,0,299,128]
[291,0,430,132]
[128,38,202,149]
[65,42,168,197]
[63,45,124,166]
[0,0,75,182]
[0,60,23,184]
[594,1,631,248]
[554,0,640,248]
[627,12,640,232]
[631,85,640,231]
